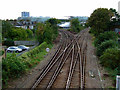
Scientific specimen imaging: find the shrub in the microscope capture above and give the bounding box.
[3,39,14,46]
[43,23,53,44]
[2,53,26,85]
[19,42,48,67]
[70,18,81,33]
[35,23,45,43]
[117,33,120,38]
[8,27,28,40]
[2,42,51,86]
[100,48,120,69]
[26,29,33,38]
[96,40,118,56]
[0,50,4,56]
[94,31,118,47]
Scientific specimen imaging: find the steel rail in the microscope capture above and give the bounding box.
[46,45,74,89]
[31,41,73,89]
[65,43,79,90]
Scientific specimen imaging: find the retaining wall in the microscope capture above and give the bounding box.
[14,41,38,45]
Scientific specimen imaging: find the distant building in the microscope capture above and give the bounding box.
[15,20,34,30]
[115,28,120,35]
[118,1,120,15]
[58,22,70,29]
[22,12,30,17]
[69,16,88,22]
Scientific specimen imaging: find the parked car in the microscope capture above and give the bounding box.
[17,45,29,51]
[7,46,22,53]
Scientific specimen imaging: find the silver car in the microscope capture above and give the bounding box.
[17,45,29,51]
[7,46,22,53]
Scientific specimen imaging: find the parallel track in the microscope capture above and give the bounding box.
[31,29,89,89]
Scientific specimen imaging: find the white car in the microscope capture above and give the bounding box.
[7,46,22,53]
[17,45,29,51]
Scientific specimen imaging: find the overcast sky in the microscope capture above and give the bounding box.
[0,0,120,19]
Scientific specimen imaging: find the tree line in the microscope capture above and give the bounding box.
[69,18,86,33]
[87,8,120,84]
[2,20,33,41]
[35,18,59,44]
[2,18,59,45]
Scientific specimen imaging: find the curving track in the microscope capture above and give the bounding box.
[31,28,89,89]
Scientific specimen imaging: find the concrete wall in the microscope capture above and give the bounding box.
[14,41,38,46]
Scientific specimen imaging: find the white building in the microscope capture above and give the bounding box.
[118,1,120,15]
[58,22,70,28]
[22,12,30,17]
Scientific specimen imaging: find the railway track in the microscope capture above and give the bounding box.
[31,29,88,89]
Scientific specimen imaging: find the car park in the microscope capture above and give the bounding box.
[17,45,29,51]
[7,46,22,53]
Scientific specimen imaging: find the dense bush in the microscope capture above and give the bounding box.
[0,33,2,43]
[35,23,45,43]
[2,53,26,85]
[3,39,14,46]
[70,18,81,33]
[117,33,120,38]
[2,42,50,86]
[6,27,33,41]
[19,42,48,67]
[35,21,58,44]
[10,27,28,40]
[26,29,33,38]
[94,31,118,47]
[2,20,13,38]
[100,48,120,69]
[43,23,53,44]
[96,40,118,56]
[0,50,4,56]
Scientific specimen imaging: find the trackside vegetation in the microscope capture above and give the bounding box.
[88,8,120,86]
[69,18,86,33]
[35,18,59,44]
[2,18,59,87]
[2,42,53,86]
[2,20,33,41]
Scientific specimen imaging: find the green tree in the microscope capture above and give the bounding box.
[88,8,113,36]
[46,18,59,26]
[2,20,13,38]
[35,23,44,43]
[110,8,120,18]
[94,31,118,47]
[70,18,80,33]
[100,48,120,69]
[46,18,59,40]
[109,8,120,29]
[35,19,59,44]
[96,40,118,56]
[26,29,33,38]
[8,27,28,40]
[43,23,53,44]
[0,33,2,43]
